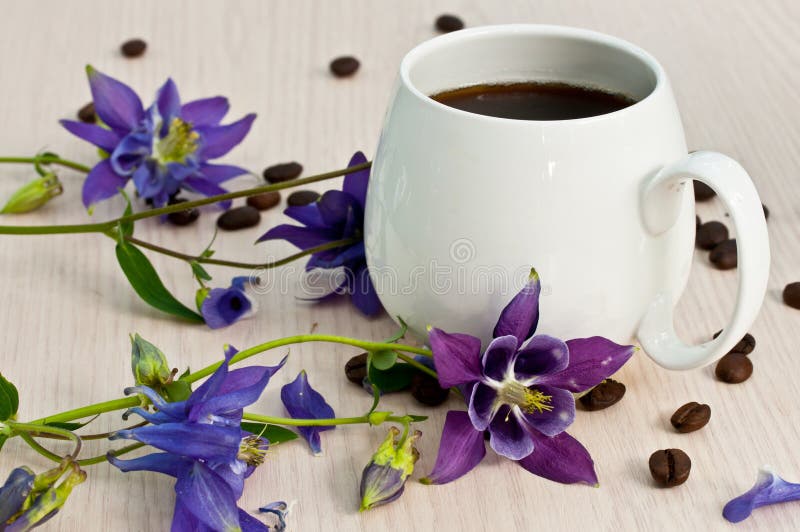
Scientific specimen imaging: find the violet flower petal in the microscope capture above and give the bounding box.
[280,371,335,455]
[488,405,535,460]
[723,467,800,523]
[86,66,145,132]
[238,508,270,532]
[182,176,232,210]
[350,264,382,316]
[106,452,191,478]
[428,328,483,388]
[421,410,486,485]
[82,159,129,208]
[492,269,541,344]
[197,113,256,159]
[317,190,355,228]
[0,467,34,524]
[517,384,575,437]
[197,163,249,184]
[514,334,569,379]
[181,96,230,127]
[201,286,254,330]
[539,337,635,393]
[112,423,241,462]
[468,381,499,431]
[256,224,338,248]
[59,119,121,152]
[517,430,598,485]
[283,204,326,228]
[342,151,369,208]
[175,461,241,532]
[481,335,519,381]
[156,78,181,126]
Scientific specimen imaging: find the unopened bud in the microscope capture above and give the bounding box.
[130,334,171,389]
[1,174,63,214]
[359,427,421,511]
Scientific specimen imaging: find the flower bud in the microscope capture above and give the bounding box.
[359,426,421,511]
[0,467,35,525]
[9,462,86,530]
[1,173,63,214]
[130,334,171,389]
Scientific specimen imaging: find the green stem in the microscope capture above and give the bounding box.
[11,421,82,458]
[122,235,360,270]
[396,352,438,379]
[27,333,431,425]
[18,433,62,463]
[0,161,371,236]
[77,443,144,466]
[0,155,91,173]
[242,412,409,427]
[184,334,432,383]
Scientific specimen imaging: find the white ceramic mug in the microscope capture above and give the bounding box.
[364,25,769,370]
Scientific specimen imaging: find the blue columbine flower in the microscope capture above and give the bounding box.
[723,466,800,523]
[280,370,335,455]
[61,66,255,209]
[108,347,285,531]
[200,277,257,329]
[422,269,635,486]
[257,152,382,316]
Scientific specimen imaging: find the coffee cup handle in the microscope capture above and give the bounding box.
[637,151,770,370]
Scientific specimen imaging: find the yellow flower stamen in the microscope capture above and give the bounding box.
[237,435,268,467]
[155,117,199,164]
[499,381,553,414]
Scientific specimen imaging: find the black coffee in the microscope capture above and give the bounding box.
[431,82,636,120]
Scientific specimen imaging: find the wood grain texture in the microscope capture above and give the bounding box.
[1,0,799,530]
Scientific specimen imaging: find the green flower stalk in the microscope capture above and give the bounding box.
[359,426,421,511]
[1,173,63,214]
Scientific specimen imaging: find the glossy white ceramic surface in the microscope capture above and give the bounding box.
[364,25,768,369]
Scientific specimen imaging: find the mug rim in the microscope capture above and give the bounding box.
[399,24,666,125]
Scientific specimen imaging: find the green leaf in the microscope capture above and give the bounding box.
[0,434,7,451]
[115,239,204,323]
[0,373,19,421]
[240,423,299,444]
[164,380,192,402]
[190,261,212,282]
[370,349,397,371]
[119,191,134,237]
[368,362,417,393]
[407,414,428,422]
[384,318,409,343]
[45,415,99,431]
[178,367,191,379]
[367,384,381,415]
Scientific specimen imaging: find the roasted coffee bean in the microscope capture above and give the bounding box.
[330,56,360,77]
[345,353,368,384]
[166,198,200,226]
[693,180,716,201]
[670,402,711,433]
[710,239,737,270]
[287,190,320,206]
[262,162,303,183]
[77,102,96,123]
[695,221,728,250]
[783,282,800,310]
[246,191,281,211]
[712,330,755,355]
[435,14,464,32]
[695,215,701,229]
[410,372,450,406]
[649,449,691,487]
[715,353,753,383]
[121,38,147,58]
[578,379,625,411]
[216,206,261,231]
[763,203,770,220]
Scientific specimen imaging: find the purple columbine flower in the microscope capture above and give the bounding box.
[257,152,382,316]
[723,466,800,523]
[200,277,257,329]
[108,347,285,531]
[280,370,335,455]
[61,66,255,209]
[422,269,635,485]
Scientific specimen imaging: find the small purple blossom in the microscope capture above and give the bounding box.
[109,347,285,531]
[257,152,381,316]
[724,466,800,523]
[61,66,255,209]
[280,371,335,455]
[200,277,257,330]
[422,269,635,485]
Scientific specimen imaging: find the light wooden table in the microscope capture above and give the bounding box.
[1,1,798,530]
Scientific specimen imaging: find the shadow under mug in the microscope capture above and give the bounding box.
[364,25,769,370]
